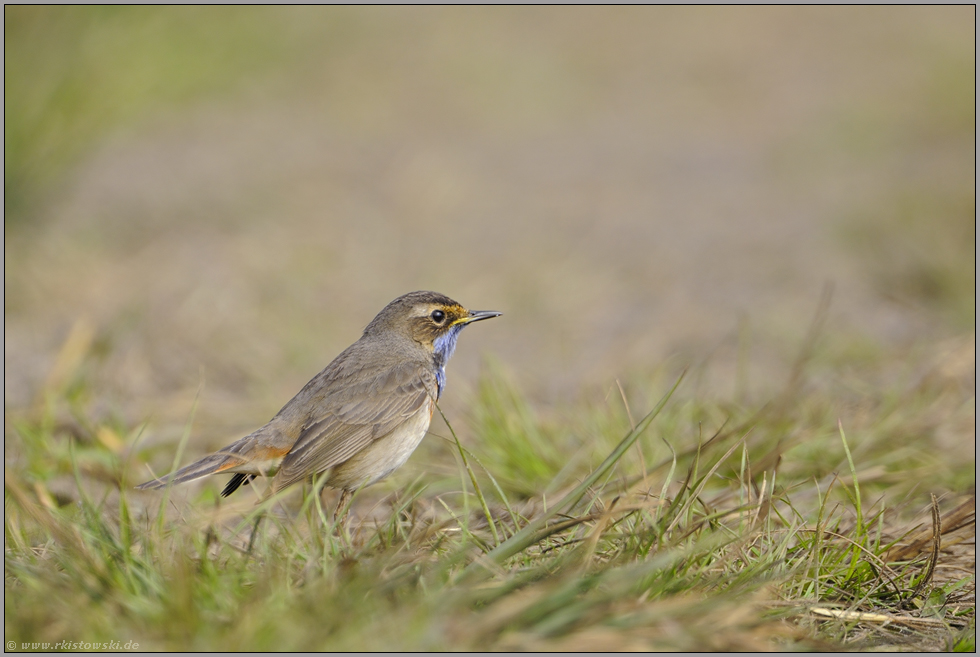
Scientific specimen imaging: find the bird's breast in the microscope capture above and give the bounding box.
[326,399,434,490]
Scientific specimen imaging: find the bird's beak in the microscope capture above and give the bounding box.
[459,309,502,324]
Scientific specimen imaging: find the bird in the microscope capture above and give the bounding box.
[136,291,501,520]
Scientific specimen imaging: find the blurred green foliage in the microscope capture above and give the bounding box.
[5,6,299,222]
[844,189,975,329]
[832,42,975,330]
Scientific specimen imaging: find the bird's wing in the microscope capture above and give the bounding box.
[274,362,437,490]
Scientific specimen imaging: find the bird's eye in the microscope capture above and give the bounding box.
[431,309,446,323]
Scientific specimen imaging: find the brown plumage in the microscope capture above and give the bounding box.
[136,291,501,515]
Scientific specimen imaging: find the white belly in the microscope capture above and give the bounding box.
[327,402,433,490]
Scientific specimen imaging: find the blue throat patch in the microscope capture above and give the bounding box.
[432,323,466,399]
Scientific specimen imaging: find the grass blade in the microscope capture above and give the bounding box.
[459,370,686,581]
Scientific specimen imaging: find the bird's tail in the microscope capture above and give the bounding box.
[136,452,245,491]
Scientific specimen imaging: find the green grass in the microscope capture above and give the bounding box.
[5,329,974,651]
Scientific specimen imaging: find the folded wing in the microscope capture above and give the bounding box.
[273,361,437,490]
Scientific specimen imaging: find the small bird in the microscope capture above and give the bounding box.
[137,291,500,519]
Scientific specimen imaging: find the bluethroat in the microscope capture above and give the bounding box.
[137,291,501,518]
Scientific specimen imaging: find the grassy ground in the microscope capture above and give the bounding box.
[5,318,974,651]
[5,6,975,652]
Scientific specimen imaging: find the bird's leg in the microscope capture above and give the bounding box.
[334,488,353,527]
[331,488,355,550]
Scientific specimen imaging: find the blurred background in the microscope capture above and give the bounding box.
[5,7,974,472]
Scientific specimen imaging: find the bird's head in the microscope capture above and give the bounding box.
[363,291,501,363]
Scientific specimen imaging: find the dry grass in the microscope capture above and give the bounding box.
[5,326,975,650]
